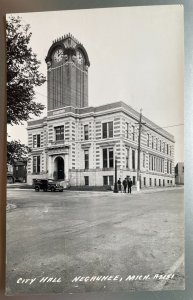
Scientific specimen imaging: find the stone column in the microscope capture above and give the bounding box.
[64,154,69,181]
[48,156,53,178]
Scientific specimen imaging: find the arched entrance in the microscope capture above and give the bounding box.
[54,156,64,180]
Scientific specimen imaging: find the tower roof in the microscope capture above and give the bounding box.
[45,33,90,66]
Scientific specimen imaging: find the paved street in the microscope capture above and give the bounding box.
[6,188,184,295]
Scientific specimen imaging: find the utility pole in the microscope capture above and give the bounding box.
[136,109,145,192]
[113,156,118,193]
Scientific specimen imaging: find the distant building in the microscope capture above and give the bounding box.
[13,160,27,183]
[175,162,184,185]
[27,34,175,188]
[7,161,27,183]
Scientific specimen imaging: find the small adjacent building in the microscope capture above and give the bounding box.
[7,161,27,183]
[13,160,27,183]
[27,34,175,188]
[175,162,184,185]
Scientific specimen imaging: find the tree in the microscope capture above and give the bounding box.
[6,16,46,164]
[6,15,46,125]
[7,140,30,165]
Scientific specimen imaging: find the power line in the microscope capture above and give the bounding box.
[158,124,184,129]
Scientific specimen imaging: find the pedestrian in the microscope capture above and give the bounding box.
[117,178,122,192]
[127,176,133,193]
[122,178,127,193]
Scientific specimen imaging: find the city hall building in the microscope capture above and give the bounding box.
[27,34,175,188]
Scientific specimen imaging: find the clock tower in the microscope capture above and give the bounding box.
[45,33,90,110]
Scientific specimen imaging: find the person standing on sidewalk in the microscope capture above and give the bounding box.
[117,178,122,192]
[127,177,133,194]
[122,178,127,193]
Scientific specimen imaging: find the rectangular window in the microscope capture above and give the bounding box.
[144,177,146,186]
[55,126,64,141]
[167,160,169,174]
[126,122,129,139]
[170,162,172,174]
[103,176,108,186]
[167,144,169,155]
[163,179,165,186]
[149,178,152,186]
[103,148,114,168]
[170,146,172,156]
[133,176,136,185]
[163,142,165,153]
[109,148,114,168]
[160,140,162,152]
[84,150,89,169]
[33,156,40,174]
[109,176,113,186]
[33,134,40,148]
[102,122,113,138]
[84,125,89,140]
[84,176,89,186]
[102,122,107,138]
[147,133,150,147]
[161,159,163,173]
[132,149,135,170]
[154,178,156,186]
[159,179,161,186]
[156,138,158,150]
[103,149,108,168]
[132,125,135,141]
[126,148,129,168]
[158,158,160,172]
[103,176,113,186]
[152,136,154,149]
[143,152,146,168]
[108,121,113,138]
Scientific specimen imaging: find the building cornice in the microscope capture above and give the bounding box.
[27,101,175,142]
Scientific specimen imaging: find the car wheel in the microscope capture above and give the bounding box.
[35,186,40,192]
[43,188,47,192]
[51,187,55,192]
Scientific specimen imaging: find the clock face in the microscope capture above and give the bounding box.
[53,48,63,62]
[76,50,83,65]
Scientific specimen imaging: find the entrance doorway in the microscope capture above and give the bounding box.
[54,157,64,180]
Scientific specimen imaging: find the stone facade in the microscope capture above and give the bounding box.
[27,102,175,187]
[27,34,175,188]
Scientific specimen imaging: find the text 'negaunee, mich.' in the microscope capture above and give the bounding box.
[72,274,175,283]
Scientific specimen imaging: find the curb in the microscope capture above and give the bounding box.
[7,187,183,193]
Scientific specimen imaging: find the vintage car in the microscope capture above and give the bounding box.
[33,179,63,192]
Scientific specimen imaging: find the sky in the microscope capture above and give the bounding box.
[7,5,184,163]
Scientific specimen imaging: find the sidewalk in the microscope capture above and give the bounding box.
[7,183,184,194]
[121,186,184,195]
[7,183,33,190]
